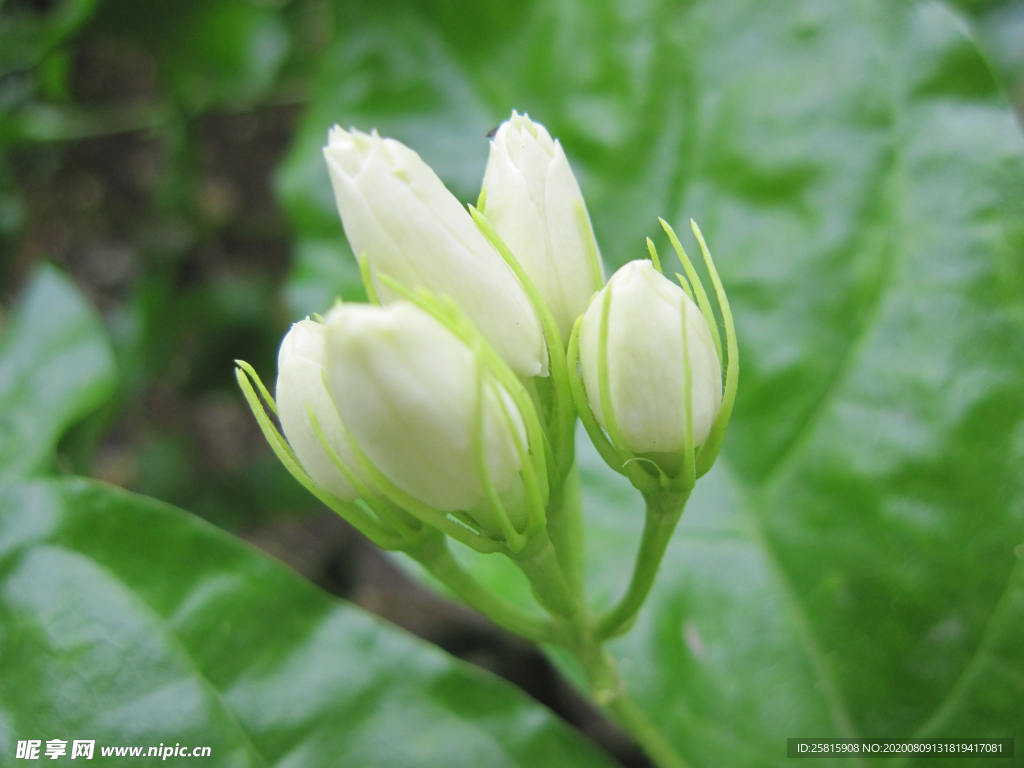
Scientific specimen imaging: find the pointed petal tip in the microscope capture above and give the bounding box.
[326,124,352,144]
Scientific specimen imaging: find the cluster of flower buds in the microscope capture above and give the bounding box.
[234,110,737,767]
[236,110,737,564]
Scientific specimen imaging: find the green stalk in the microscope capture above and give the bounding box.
[407,534,554,644]
[545,464,586,601]
[570,628,691,768]
[595,489,690,640]
[510,529,582,621]
[606,690,691,768]
[505,474,690,768]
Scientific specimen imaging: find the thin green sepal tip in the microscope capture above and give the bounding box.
[470,343,527,553]
[673,272,695,302]
[646,237,663,274]
[659,217,723,365]
[469,202,576,475]
[234,359,276,415]
[689,219,739,478]
[358,253,381,305]
[234,365,405,550]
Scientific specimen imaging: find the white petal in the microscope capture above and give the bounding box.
[324,128,547,378]
[323,303,526,518]
[276,319,360,501]
[579,260,722,455]
[483,111,602,344]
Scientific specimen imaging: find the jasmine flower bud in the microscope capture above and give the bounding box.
[323,127,548,378]
[323,301,530,538]
[276,318,360,501]
[481,111,604,344]
[578,260,722,465]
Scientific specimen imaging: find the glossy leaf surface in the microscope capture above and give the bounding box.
[0,265,115,480]
[0,477,618,768]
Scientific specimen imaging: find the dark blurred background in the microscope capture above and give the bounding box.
[1,0,1022,763]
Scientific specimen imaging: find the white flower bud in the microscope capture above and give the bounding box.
[323,302,528,536]
[579,260,722,458]
[482,111,603,344]
[276,319,359,501]
[323,127,548,378]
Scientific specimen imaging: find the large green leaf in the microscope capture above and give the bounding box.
[0,265,115,480]
[0,477,618,768]
[281,0,1024,765]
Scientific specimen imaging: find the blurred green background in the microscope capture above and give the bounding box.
[1,0,1023,766]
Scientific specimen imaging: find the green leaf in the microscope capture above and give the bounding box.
[284,0,1024,764]
[0,265,115,480]
[0,476,618,768]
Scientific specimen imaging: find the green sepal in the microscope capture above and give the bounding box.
[690,219,739,478]
[575,198,605,292]
[659,217,723,365]
[350,274,551,553]
[377,273,551,517]
[234,359,276,415]
[468,204,577,480]
[339,414,507,555]
[234,363,405,550]
[357,253,381,305]
[566,314,622,473]
[672,291,697,494]
[645,237,663,276]
[566,307,663,494]
[673,272,695,303]
[470,337,528,553]
[306,403,424,545]
[596,287,662,494]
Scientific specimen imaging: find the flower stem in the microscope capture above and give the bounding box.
[595,489,690,640]
[545,464,586,601]
[510,529,582,621]
[606,690,691,768]
[407,534,554,643]
[569,632,691,768]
